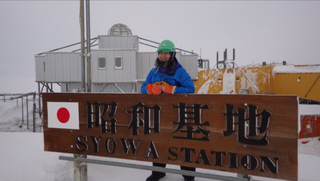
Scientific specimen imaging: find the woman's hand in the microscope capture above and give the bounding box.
[160,81,176,94]
[146,82,162,95]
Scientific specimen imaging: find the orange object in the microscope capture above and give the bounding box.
[147,82,162,95]
[161,81,175,94]
[299,115,320,139]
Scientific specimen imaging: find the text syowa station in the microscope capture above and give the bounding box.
[43,93,298,180]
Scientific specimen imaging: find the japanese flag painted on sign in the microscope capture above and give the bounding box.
[47,102,79,130]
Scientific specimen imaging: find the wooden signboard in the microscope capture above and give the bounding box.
[43,93,298,180]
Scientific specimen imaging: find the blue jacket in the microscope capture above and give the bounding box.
[141,60,195,94]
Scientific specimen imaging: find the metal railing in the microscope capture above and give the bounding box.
[59,155,252,181]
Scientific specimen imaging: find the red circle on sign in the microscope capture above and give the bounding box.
[57,107,70,123]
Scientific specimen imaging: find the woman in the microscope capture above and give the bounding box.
[141,40,195,95]
[141,40,196,181]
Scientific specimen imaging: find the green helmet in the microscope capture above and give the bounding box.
[157,40,176,52]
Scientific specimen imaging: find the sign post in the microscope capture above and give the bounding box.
[43,93,298,180]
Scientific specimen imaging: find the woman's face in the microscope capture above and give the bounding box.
[158,51,171,62]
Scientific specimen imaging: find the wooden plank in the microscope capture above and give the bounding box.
[43,93,297,180]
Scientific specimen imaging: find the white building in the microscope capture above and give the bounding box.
[35,23,199,93]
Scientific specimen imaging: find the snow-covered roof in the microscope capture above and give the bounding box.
[273,65,320,73]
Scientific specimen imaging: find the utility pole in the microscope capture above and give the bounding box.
[74,1,90,181]
[80,0,86,91]
[86,0,91,92]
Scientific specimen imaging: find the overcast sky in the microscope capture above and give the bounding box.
[1,1,320,93]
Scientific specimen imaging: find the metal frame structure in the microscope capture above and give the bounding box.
[59,156,252,181]
[216,48,235,69]
[0,92,39,132]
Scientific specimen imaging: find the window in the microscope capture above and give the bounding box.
[115,57,122,70]
[121,29,128,35]
[112,30,119,35]
[98,58,106,69]
[66,83,70,92]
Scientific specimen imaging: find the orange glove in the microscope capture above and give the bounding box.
[160,81,176,94]
[146,82,162,95]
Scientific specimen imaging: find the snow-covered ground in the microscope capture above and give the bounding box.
[1,96,320,181]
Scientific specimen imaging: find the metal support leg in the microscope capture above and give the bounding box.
[74,154,87,181]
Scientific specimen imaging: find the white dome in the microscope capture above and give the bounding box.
[107,23,132,35]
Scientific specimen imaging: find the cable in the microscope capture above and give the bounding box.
[234,62,260,93]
